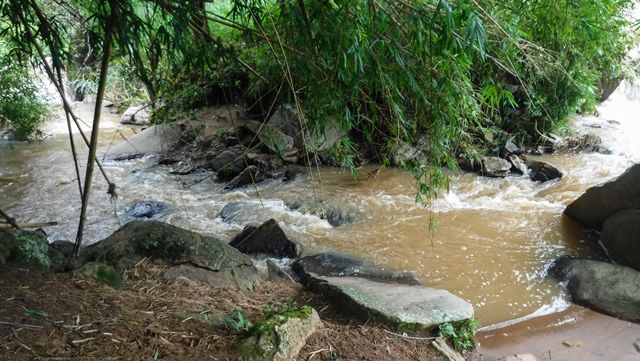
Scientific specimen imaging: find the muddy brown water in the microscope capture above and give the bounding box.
[1,85,640,328]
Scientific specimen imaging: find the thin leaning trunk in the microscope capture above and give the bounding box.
[72,7,116,258]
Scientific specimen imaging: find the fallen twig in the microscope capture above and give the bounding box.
[0,321,43,330]
[382,329,439,341]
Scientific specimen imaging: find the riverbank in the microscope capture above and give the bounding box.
[0,262,448,360]
[475,305,640,361]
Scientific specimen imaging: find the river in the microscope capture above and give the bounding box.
[1,82,639,329]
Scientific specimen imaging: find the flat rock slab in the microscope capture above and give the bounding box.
[106,124,181,159]
[305,274,473,329]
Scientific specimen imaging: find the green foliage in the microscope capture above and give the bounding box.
[0,0,635,200]
[94,263,123,289]
[14,230,50,267]
[225,310,252,333]
[438,317,479,352]
[0,45,48,140]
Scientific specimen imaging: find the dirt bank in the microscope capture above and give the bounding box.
[0,263,448,360]
[473,305,640,361]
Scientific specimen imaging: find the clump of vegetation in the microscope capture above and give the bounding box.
[0,44,48,140]
[439,317,479,352]
[75,262,124,289]
[0,229,50,267]
[0,0,635,199]
[234,302,313,360]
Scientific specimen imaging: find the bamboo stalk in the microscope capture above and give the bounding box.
[73,1,116,258]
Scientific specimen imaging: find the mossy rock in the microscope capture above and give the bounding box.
[74,262,123,289]
[235,306,320,361]
[0,228,54,268]
[81,221,259,290]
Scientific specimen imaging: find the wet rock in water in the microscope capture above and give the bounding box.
[235,307,321,361]
[293,253,473,329]
[601,209,640,271]
[207,144,247,180]
[565,164,640,229]
[226,165,266,190]
[283,165,307,182]
[457,158,482,173]
[480,157,511,178]
[293,253,419,285]
[288,198,364,227]
[126,200,167,219]
[82,221,259,291]
[0,129,17,141]
[526,160,562,182]
[219,201,246,223]
[266,259,296,283]
[230,219,301,258]
[507,154,528,174]
[551,258,640,323]
[106,124,181,159]
[120,105,150,125]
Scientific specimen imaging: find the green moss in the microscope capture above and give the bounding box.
[76,262,123,289]
[0,229,51,267]
[233,303,313,361]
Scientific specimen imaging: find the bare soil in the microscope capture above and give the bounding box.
[0,262,449,360]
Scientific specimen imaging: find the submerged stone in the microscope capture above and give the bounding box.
[526,160,562,182]
[126,200,167,219]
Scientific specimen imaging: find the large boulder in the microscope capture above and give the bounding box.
[551,258,640,323]
[601,209,640,271]
[239,120,295,154]
[480,157,511,178]
[120,105,150,125]
[293,253,473,329]
[82,221,259,291]
[106,124,181,159]
[564,164,640,229]
[229,219,301,258]
[226,165,267,190]
[267,105,346,152]
[526,160,562,182]
[207,144,248,180]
